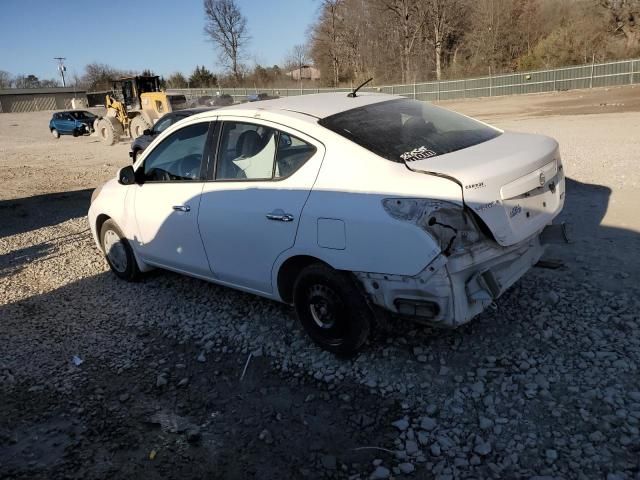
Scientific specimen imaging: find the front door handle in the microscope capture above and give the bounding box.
[172,205,191,212]
[266,209,294,222]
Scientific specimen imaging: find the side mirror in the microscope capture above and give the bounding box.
[118,165,137,185]
[143,128,152,136]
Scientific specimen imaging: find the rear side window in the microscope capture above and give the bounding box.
[215,121,316,181]
[275,134,316,178]
[319,98,501,163]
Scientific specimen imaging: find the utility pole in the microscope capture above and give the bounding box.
[54,57,66,87]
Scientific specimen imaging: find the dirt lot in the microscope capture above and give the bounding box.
[1,86,640,480]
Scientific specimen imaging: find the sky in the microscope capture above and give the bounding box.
[0,0,319,82]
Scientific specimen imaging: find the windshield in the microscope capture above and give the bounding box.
[68,111,96,120]
[319,98,501,163]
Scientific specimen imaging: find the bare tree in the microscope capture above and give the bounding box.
[311,0,347,86]
[423,0,464,80]
[285,44,310,80]
[166,72,189,88]
[379,0,428,83]
[600,0,640,48]
[14,75,40,88]
[308,0,640,86]
[39,79,60,87]
[0,70,11,88]
[81,63,119,91]
[203,0,249,84]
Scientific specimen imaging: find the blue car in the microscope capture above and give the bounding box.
[49,110,97,139]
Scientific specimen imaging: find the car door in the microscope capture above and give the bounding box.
[132,120,213,277]
[59,113,75,133]
[198,119,324,294]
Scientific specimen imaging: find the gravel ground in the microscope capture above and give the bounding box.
[1,87,640,479]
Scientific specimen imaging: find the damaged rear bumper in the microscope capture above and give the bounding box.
[355,224,568,327]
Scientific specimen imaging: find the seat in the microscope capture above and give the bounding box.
[236,130,261,158]
[402,117,437,145]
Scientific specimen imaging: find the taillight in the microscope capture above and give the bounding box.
[382,198,482,256]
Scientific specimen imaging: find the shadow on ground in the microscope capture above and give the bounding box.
[0,189,93,239]
[0,272,402,480]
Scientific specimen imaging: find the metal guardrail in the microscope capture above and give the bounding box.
[168,57,640,103]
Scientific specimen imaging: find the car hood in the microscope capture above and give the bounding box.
[404,131,565,246]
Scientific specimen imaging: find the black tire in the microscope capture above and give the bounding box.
[130,115,151,139]
[72,129,79,137]
[51,128,60,139]
[100,219,140,281]
[97,118,121,146]
[293,263,372,356]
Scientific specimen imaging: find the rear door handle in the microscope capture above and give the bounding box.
[266,209,294,222]
[172,205,191,212]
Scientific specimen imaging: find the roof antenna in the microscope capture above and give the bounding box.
[347,78,373,98]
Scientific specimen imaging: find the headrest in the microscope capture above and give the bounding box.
[236,130,261,157]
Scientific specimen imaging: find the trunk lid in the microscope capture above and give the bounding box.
[405,132,565,246]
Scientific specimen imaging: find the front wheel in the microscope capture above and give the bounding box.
[96,118,121,146]
[51,128,60,139]
[293,263,372,356]
[130,115,151,139]
[100,219,140,281]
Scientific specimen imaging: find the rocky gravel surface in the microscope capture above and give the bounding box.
[2,89,640,479]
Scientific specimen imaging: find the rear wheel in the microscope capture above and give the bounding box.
[293,263,372,356]
[97,118,121,146]
[51,128,60,139]
[100,219,140,281]
[130,115,151,139]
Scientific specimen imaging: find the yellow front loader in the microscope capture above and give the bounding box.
[95,76,187,146]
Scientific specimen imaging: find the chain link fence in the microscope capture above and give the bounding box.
[168,57,640,104]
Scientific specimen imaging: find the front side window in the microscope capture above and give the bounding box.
[142,122,209,182]
[319,98,501,163]
[215,122,316,180]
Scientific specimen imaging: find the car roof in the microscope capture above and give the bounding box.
[213,92,398,119]
[56,110,91,114]
[174,107,218,116]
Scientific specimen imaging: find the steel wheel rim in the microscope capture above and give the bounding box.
[104,230,127,272]
[307,284,345,343]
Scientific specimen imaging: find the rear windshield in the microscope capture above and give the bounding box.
[319,98,501,163]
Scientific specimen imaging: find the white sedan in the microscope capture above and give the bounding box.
[88,92,566,354]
